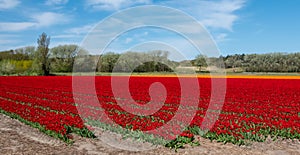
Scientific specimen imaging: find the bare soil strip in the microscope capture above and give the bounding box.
[1,113,300,155]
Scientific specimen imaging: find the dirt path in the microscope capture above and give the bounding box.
[1,113,300,155]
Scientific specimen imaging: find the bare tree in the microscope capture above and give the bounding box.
[36,32,50,75]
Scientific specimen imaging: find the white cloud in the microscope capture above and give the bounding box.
[0,22,35,31]
[66,24,96,35]
[143,0,246,45]
[45,0,68,5]
[0,39,15,45]
[215,33,228,42]
[50,23,96,40]
[31,12,70,27]
[49,41,80,47]
[86,0,245,30]
[79,5,230,57]
[199,0,245,31]
[0,0,20,10]
[159,0,245,31]
[86,0,151,11]
[0,34,22,51]
[0,12,70,32]
[125,37,132,44]
[52,34,78,39]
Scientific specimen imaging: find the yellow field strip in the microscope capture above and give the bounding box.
[128,74,300,79]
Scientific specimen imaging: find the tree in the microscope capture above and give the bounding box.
[0,60,15,75]
[96,51,175,72]
[50,44,78,72]
[194,54,207,72]
[98,52,120,72]
[36,32,50,75]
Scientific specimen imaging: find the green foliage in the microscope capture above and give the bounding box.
[65,125,96,138]
[1,42,300,75]
[36,32,51,75]
[97,51,175,73]
[222,53,300,72]
[97,52,120,72]
[0,60,33,75]
[0,46,35,75]
[0,59,15,74]
[86,119,167,145]
[73,55,97,72]
[192,54,208,72]
[50,45,78,72]
[190,53,300,73]
[165,136,199,152]
[87,118,202,151]
[0,108,96,144]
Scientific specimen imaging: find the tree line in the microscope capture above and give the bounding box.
[225,53,300,72]
[72,51,176,73]
[0,33,176,75]
[191,53,300,72]
[0,32,299,75]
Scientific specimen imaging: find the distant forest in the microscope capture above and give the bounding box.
[0,43,299,75]
[190,53,300,73]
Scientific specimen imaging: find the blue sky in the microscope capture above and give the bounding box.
[0,0,300,59]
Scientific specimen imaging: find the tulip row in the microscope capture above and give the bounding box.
[0,76,299,146]
[0,76,95,143]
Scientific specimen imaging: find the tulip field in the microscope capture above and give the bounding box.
[0,76,300,146]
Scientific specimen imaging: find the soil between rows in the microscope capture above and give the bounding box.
[1,113,300,155]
